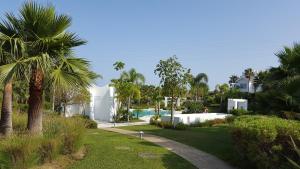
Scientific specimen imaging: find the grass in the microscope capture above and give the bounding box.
[68,129,196,169]
[119,124,240,167]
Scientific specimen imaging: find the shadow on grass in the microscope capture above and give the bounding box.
[161,153,197,169]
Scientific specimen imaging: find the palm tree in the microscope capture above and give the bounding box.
[0,20,25,136]
[0,2,95,134]
[229,75,239,87]
[121,68,145,85]
[119,68,145,120]
[215,83,229,105]
[189,73,208,101]
[244,68,255,93]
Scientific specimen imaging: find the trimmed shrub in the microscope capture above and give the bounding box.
[175,122,188,130]
[231,115,300,169]
[229,109,249,116]
[190,118,227,127]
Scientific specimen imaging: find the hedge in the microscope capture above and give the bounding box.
[231,115,300,169]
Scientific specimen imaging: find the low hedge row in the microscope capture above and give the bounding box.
[231,115,300,169]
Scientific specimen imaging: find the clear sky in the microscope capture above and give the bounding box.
[1,0,300,89]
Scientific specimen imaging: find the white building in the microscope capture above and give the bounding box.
[227,98,248,112]
[231,76,262,93]
[65,85,118,122]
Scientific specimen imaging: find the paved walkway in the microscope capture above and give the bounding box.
[96,121,149,128]
[101,127,234,169]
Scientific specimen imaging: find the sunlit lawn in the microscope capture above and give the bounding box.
[68,129,196,169]
[119,125,240,167]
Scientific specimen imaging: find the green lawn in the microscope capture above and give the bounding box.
[68,129,196,169]
[119,125,240,167]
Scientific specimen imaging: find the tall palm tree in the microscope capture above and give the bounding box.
[0,2,95,134]
[0,20,25,136]
[244,68,255,93]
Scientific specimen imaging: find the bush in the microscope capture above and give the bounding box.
[38,138,60,163]
[72,115,97,129]
[0,135,39,169]
[280,111,298,120]
[190,118,227,127]
[182,101,204,114]
[175,122,188,130]
[231,115,300,169]
[0,113,86,169]
[229,109,249,116]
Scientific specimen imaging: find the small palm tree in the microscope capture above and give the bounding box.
[229,75,239,87]
[189,73,208,101]
[121,68,145,85]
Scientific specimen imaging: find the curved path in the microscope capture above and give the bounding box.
[102,127,234,169]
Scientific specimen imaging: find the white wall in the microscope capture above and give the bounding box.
[64,85,118,122]
[88,85,117,122]
[227,99,248,111]
[161,113,231,125]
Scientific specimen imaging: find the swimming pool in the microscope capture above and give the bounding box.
[131,109,170,118]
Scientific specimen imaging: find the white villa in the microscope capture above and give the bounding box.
[230,76,262,93]
[65,85,118,122]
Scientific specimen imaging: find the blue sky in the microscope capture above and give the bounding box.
[1,0,300,89]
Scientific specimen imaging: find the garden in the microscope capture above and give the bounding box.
[0,1,300,169]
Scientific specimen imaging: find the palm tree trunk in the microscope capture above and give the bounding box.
[52,87,55,112]
[0,80,13,136]
[27,69,44,135]
[127,97,131,122]
[158,101,160,116]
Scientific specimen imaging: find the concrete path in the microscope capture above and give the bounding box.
[96,120,149,128]
[101,127,234,169]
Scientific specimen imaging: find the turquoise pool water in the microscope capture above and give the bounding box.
[131,109,170,118]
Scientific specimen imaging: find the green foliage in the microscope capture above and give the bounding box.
[174,122,188,130]
[150,116,188,130]
[0,113,87,169]
[189,73,209,101]
[113,61,125,71]
[154,56,190,118]
[231,115,300,169]
[253,43,300,114]
[229,109,249,116]
[182,101,204,113]
[190,118,227,127]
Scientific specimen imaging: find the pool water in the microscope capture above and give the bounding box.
[131,109,170,118]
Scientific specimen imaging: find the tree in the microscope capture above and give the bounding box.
[215,83,229,105]
[253,71,267,93]
[0,2,97,134]
[244,68,255,93]
[111,66,144,121]
[154,56,190,124]
[150,86,163,114]
[113,61,125,71]
[189,73,209,101]
[121,68,145,86]
[0,19,25,136]
[229,75,239,87]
